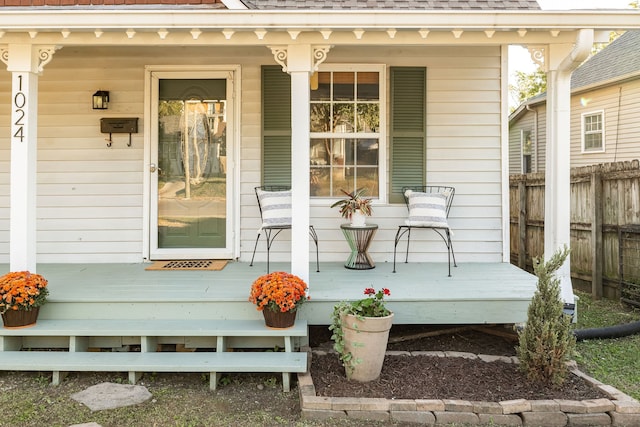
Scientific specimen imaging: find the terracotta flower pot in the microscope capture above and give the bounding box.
[341,312,394,382]
[262,309,297,329]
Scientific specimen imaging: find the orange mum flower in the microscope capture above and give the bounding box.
[248,271,309,313]
[0,271,49,314]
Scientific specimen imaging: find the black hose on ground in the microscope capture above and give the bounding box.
[573,320,640,341]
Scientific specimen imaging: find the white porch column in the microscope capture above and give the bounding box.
[269,44,330,284]
[286,44,313,283]
[2,44,58,272]
[544,30,593,310]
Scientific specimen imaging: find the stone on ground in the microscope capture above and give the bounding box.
[71,382,152,411]
[69,423,102,427]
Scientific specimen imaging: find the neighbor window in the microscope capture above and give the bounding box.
[522,129,532,173]
[582,111,605,153]
[309,66,383,200]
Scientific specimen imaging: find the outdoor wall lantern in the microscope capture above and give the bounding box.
[92,90,109,110]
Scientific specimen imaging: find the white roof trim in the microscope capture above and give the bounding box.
[220,0,247,10]
[0,10,638,32]
[0,10,638,47]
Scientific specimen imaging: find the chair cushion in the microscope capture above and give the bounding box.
[404,190,450,228]
[257,189,292,229]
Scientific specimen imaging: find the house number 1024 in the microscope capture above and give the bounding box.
[13,74,26,143]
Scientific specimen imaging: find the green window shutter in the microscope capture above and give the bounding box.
[262,66,291,186]
[389,67,426,203]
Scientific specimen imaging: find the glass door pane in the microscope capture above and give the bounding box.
[156,79,227,250]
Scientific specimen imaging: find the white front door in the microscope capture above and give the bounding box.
[149,70,234,260]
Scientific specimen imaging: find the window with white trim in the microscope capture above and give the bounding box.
[521,129,532,173]
[582,111,605,153]
[309,65,384,200]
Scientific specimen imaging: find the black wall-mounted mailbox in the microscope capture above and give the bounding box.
[100,118,138,134]
[100,118,139,147]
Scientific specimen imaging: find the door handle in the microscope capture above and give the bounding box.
[150,163,157,173]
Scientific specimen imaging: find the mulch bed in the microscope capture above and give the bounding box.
[308,325,608,402]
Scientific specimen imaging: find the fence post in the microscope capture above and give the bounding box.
[518,178,527,270]
[591,170,603,299]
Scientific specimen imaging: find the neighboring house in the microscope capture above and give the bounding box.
[509,30,640,174]
[0,1,638,307]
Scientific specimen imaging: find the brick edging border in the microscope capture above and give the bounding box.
[298,349,640,426]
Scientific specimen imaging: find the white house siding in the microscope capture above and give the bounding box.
[510,79,640,175]
[570,79,640,168]
[509,111,531,174]
[268,45,506,264]
[1,44,505,264]
[0,46,272,263]
[509,104,547,174]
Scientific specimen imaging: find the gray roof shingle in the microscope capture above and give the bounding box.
[571,30,640,90]
[241,0,540,10]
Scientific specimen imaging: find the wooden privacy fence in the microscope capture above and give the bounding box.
[510,160,640,300]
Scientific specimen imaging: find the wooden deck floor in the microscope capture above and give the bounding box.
[2,261,537,325]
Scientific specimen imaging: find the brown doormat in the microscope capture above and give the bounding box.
[145,260,227,271]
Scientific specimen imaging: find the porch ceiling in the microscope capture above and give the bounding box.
[0,10,638,47]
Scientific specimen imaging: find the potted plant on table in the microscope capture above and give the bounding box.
[330,188,373,227]
[0,271,49,329]
[329,287,393,382]
[249,271,309,329]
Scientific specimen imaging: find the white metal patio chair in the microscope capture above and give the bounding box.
[250,186,320,273]
[393,185,457,276]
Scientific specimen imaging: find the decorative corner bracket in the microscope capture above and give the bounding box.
[0,46,8,68]
[527,45,547,72]
[269,46,288,72]
[0,45,60,73]
[312,45,331,71]
[268,45,332,74]
[38,45,61,73]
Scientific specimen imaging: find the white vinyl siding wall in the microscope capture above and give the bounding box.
[0,45,505,264]
[509,112,534,174]
[571,80,640,167]
[510,79,639,174]
[300,46,505,264]
[0,46,272,263]
[508,104,546,175]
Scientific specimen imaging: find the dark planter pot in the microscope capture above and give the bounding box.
[262,309,297,329]
[2,307,40,329]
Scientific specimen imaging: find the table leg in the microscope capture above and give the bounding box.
[341,227,377,270]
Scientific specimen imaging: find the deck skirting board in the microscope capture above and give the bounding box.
[38,299,532,325]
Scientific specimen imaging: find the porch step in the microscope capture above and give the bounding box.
[0,351,307,390]
[0,318,308,391]
[0,319,308,338]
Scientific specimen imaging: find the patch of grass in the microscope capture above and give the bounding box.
[0,372,395,427]
[576,290,640,328]
[263,376,278,388]
[574,291,640,400]
[217,374,232,387]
